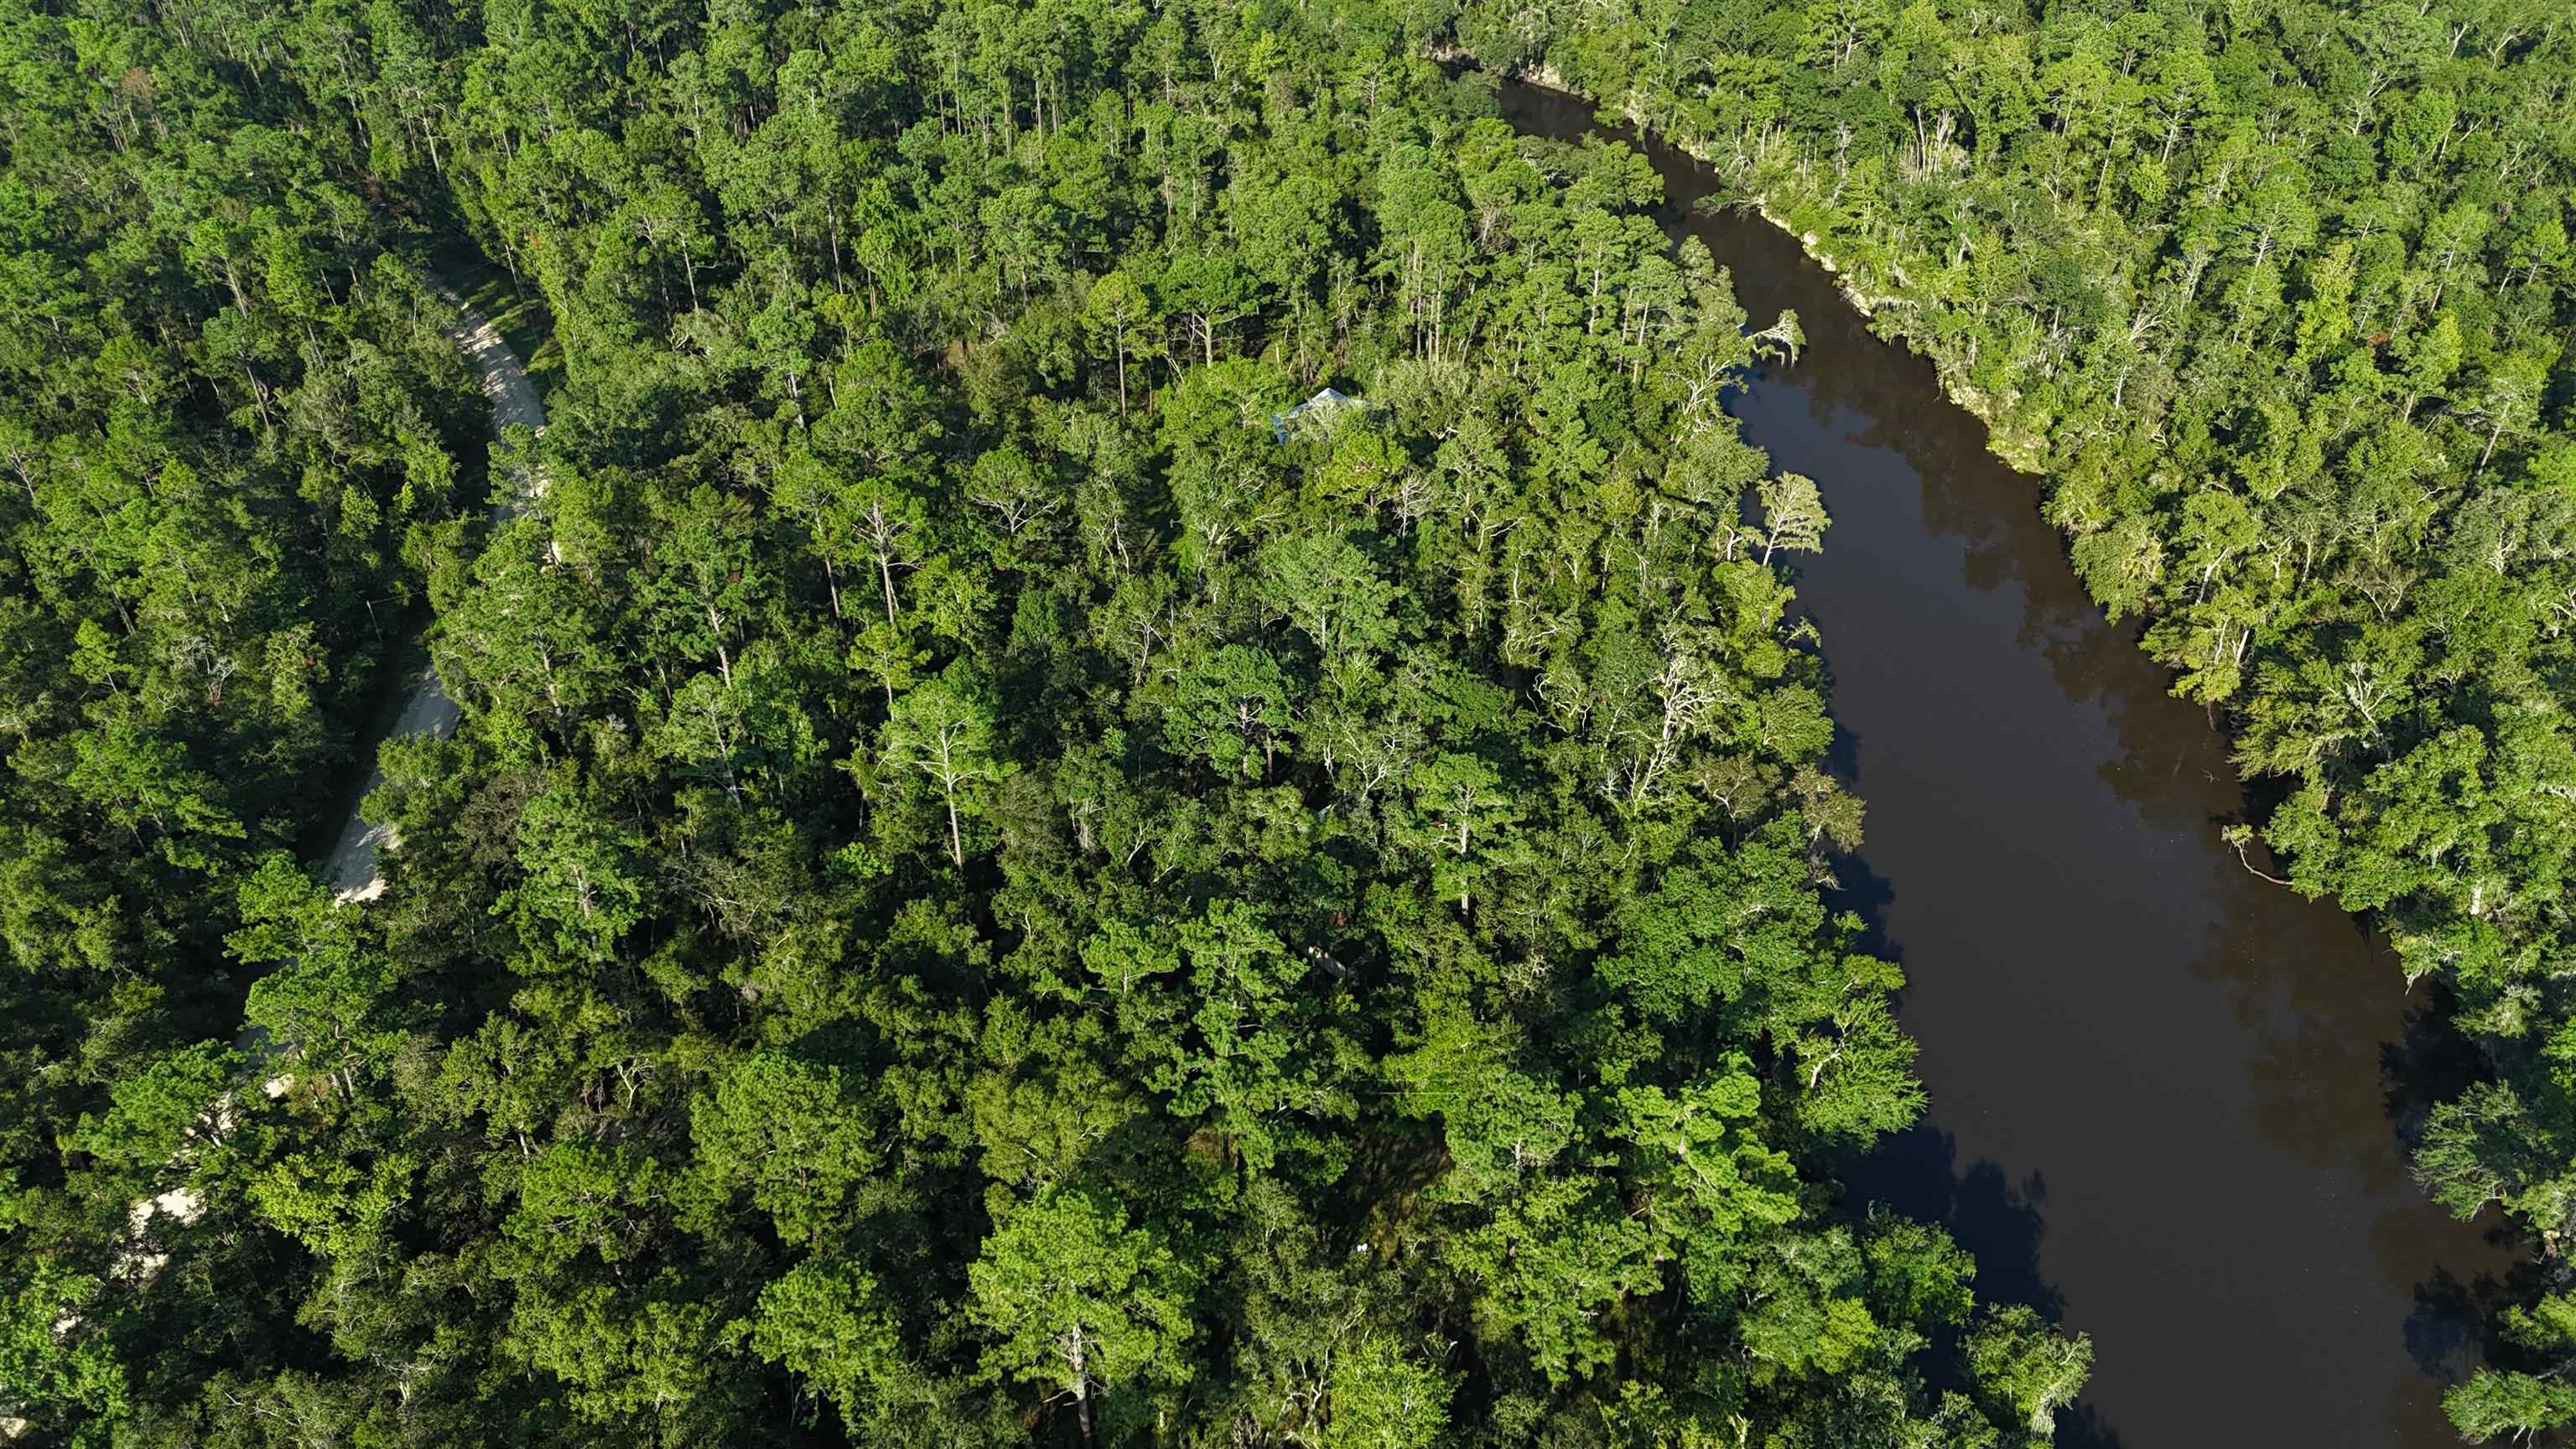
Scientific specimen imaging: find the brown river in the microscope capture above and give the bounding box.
[1494,77,2512,1448]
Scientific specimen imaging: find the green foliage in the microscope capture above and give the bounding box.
[745,1255,955,1436]
[968,1187,1199,1431]
[0,17,486,1430]
[2445,1369,2576,1445]
[1452,0,2576,1405]
[0,3,2092,1444]
[686,1052,882,1244]
[1,1264,127,1436]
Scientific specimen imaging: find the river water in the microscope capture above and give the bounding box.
[1496,80,2510,1446]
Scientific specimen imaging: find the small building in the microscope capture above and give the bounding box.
[1270,387,1362,442]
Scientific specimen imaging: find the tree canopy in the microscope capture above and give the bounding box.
[1461,0,2576,1435]
[1,1,2089,1445]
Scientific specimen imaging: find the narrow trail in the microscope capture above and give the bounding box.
[324,283,544,902]
[84,283,549,1322]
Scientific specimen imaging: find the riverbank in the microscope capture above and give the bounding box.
[1489,71,2512,1446]
[1448,58,2054,469]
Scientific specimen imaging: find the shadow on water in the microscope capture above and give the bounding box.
[1815,681,1865,787]
[1492,75,2519,1446]
[1841,1124,2124,1449]
[1820,842,2041,1299]
[1826,844,2117,1449]
[1845,1122,2064,1325]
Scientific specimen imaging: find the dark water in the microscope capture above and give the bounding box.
[1498,80,2513,1446]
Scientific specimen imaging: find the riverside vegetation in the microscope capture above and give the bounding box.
[1442,0,2576,1433]
[2,1,2095,1445]
[1444,0,2576,1437]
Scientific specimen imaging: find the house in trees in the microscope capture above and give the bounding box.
[1271,387,1363,442]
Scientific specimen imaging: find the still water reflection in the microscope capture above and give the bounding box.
[1496,78,2513,1447]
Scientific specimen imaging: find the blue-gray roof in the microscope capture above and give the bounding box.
[1271,387,1360,441]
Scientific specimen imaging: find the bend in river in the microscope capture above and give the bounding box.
[1496,79,2511,1448]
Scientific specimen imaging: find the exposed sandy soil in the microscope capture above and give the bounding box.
[324,288,546,901]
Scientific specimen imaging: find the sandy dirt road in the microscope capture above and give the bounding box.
[323,285,543,901]
[73,285,553,1341]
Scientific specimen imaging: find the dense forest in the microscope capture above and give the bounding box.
[1457,0,2576,1436]
[0,2,493,1436]
[4,0,2572,1442]
[2,0,2090,1444]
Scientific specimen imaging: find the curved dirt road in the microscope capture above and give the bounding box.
[325,285,544,901]
[89,284,550,1317]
